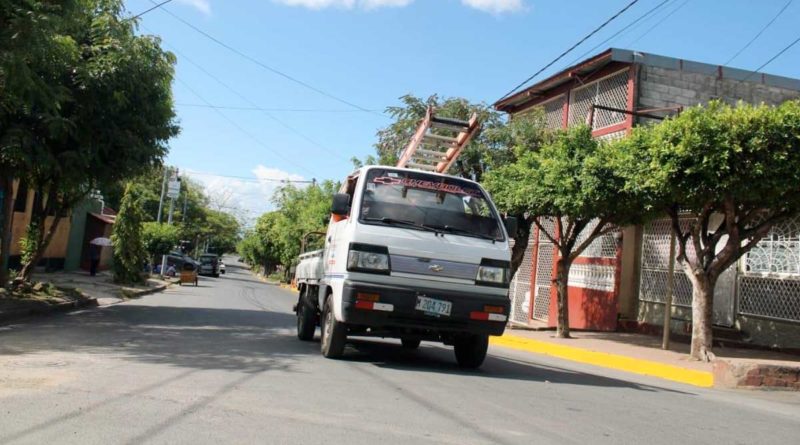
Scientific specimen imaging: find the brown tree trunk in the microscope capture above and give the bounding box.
[0,176,14,288]
[555,258,571,338]
[509,215,533,278]
[689,273,716,361]
[19,214,63,282]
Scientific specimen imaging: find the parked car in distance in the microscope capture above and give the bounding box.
[198,253,220,277]
[218,258,226,274]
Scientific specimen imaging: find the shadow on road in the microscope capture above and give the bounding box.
[0,304,316,374]
[341,338,694,394]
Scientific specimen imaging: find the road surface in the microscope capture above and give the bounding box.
[1,259,798,444]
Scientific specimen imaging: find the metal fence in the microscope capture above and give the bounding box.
[639,216,800,324]
[532,218,556,321]
[568,69,630,129]
[509,236,535,325]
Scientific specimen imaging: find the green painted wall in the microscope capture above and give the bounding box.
[64,198,102,271]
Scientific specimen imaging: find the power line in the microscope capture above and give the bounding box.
[128,0,175,20]
[626,0,691,47]
[498,0,640,101]
[174,77,319,178]
[724,0,793,66]
[185,170,315,184]
[176,103,382,113]
[744,34,800,80]
[568,0,672,66]
[155,37,351,163]
[147,0,383,116]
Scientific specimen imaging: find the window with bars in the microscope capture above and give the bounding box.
[568,70,630,130]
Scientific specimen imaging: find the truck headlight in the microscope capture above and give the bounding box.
[476,259,510,287]
[347,243,390,274]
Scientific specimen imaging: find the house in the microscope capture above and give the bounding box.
[6,180,113,273]
[494,48,800,349]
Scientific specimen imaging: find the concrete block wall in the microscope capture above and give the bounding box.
[637,65,800,113]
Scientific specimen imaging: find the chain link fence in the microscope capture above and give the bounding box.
[568,69,630,129]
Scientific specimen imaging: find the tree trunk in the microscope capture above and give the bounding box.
[509,215,533,279]
[555,258,571,338]
[0,176,14,288]
[19,215,63,281]
[689,274,716,361]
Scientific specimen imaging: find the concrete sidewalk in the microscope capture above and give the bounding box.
[491,328,800,390]
[31,270,172,306]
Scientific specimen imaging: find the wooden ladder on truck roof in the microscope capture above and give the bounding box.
[395,106,480,173]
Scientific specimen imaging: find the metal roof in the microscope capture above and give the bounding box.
[495,48,800,111]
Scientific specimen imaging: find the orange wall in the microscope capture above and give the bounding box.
[9,181,72,258]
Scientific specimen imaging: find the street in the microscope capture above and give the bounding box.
[1,260,798,445]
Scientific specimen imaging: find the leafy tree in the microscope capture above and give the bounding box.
[618,100,800,360]
[142,222,179,267]
[6,0,178,281]
[484,126,647,338]
[111,183,146,284]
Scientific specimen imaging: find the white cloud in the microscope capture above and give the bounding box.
[184,165,307,227]
[176,0,212,15]
[460,0,525,14]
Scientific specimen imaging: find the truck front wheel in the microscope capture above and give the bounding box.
[296,289,316,341]
[453,334,489,369]
[320,298,347,358]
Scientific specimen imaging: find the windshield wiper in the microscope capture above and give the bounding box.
[431,225,498,242]
[363,217,441,234]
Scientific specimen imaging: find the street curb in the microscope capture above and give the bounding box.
[490,334,715,388]
[0,297,99,325]
[120,283,170,299]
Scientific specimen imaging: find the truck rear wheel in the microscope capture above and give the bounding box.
[453,334,489,369]
[296,288,316,341]
[320,298,347,358]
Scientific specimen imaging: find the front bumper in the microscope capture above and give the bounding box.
[341,280,509,336]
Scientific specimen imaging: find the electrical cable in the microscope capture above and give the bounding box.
[567,0,672,66]
[128,0,175,20]
[184,170,315,184]
[174,76,321,178]
[147,0,383,116]
[176,103,382,113]
[497,0,641,101]
[154,36,351,162]
[626,0,691,47]
[743,34,800,80]
[724,0,793,66]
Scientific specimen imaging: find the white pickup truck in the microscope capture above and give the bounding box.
[293,165,517,368]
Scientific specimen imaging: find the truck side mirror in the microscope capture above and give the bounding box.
[504,216,518,238]
[331,193,350,216]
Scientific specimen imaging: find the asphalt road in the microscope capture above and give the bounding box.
[1,259,798,445]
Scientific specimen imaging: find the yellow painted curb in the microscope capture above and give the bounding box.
[490,334,714,388]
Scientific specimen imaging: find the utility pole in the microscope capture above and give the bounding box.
[156,167,169,223]
[160,168,180,277]
[662,231,677,350]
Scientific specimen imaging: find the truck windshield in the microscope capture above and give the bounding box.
[359,169,504,241]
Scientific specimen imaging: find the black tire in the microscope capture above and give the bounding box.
[213,273,220,278]
[320,298,347,358]
[453,334,489,369]
[401,338,421,349]
[296,289,316,341]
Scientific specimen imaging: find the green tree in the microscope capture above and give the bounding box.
[619,100,800,360]
[111,183,146,284]
[484,126,647,338]
[142,222,179,268]
[6,0,178,281]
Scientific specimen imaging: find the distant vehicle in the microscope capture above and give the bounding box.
[164,251,198,271]
[198,254,220,277]
[218,258,226,274]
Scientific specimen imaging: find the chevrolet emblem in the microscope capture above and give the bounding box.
[429,264,444,272]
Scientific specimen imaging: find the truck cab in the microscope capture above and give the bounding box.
[295,166,516,368]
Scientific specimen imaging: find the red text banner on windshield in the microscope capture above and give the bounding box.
[372,176,482,198]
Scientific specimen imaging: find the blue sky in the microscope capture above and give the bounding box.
[126,0,800,221]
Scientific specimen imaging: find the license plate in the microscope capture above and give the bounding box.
[415,296,452,317]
